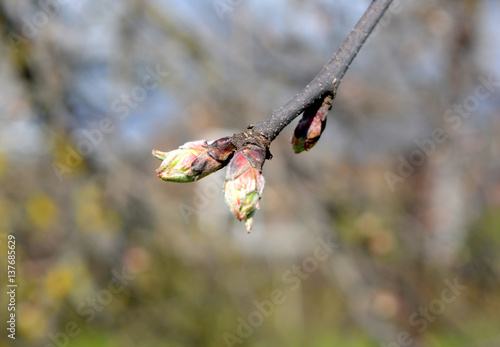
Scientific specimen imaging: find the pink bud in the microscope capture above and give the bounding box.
[291,94,333,153]
[224,145,266,232]
[153,138,235,183]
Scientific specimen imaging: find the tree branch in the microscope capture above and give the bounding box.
[251,0,394,142]
[154,0,396,231]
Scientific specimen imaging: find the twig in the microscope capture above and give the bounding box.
[154,0,395,231]
[251,0,395,142]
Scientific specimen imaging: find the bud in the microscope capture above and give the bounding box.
[291,93,333,153]
[224,145,266,232]
[153,137,235,183]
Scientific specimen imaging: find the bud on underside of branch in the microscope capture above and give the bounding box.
[153,137,235,182]
[291,93,333,153]
[224,144,266,232]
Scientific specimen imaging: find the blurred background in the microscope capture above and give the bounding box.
[0,0,499,346]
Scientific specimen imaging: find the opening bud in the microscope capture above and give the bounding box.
[224,144,266,232]
[153,137,235,183]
